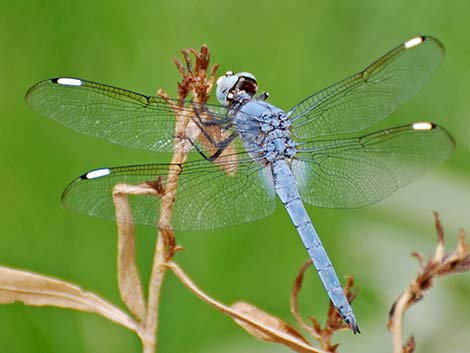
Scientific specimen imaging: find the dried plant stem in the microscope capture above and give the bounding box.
[291,260,321,339]
[139,120,190,353]
[389,290,411,353]
[139,46,218,353]
[141,90,195,353]
[111,91,195,353]
[142,230,167,353]
[167,261,326,353]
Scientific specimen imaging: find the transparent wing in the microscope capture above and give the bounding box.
[61,152,275,231]
[290,36,445,138]
[25,78,233,152]
[292,123,454,208]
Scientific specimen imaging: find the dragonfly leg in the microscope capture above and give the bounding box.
[185,132,237,162]
[256,91,269,101]
[189,103,233,136]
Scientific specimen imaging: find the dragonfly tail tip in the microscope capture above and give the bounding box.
[344,315,361,334]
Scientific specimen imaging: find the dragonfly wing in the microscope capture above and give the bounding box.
[61,153,275,230]
[292,123,454,208]
[290,36,444,138]
[25,78,231,152]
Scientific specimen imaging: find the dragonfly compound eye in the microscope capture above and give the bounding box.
[216,71,257,106]
[234,72,257,98]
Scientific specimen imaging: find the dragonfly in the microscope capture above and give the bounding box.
[26,36,455,333]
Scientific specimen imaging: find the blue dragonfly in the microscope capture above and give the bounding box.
[26,36,455,333]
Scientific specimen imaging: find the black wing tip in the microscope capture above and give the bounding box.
[407,34,431,43]
[437,124,457,148]
[60,168,113,205]
[50,77,80,83]
[412,122,456,147]
[25,77,75,100]
[419,35,437,43]
[424,35,445,50]
[60,182,74,207]
[60,174,83,205]
[79,173,88,180]
[28,77,84,89]
[407,35,445,53]
[25,80,44,100]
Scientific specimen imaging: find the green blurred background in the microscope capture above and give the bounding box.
[1,0,469,352]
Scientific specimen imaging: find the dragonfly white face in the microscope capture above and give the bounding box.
[216,71,257,105]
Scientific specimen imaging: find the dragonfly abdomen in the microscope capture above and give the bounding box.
[272,159,359,333]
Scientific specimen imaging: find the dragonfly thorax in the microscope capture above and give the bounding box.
[216,71,296,164]
[234,99,297,165]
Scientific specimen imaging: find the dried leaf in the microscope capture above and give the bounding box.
[0,265,140,334]
[232,302,309,345]
[168,262,324,353]
[113,184,155,322]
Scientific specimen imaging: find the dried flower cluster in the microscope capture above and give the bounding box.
[388,212,470,353]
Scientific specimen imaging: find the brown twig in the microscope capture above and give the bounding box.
[142,227,166,353]
[109,46,218,353]
[141,45,219,353]
[388,212,470,353]
[291,260,322,339]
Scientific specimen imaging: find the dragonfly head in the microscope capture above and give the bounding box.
[216,71,257,106]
